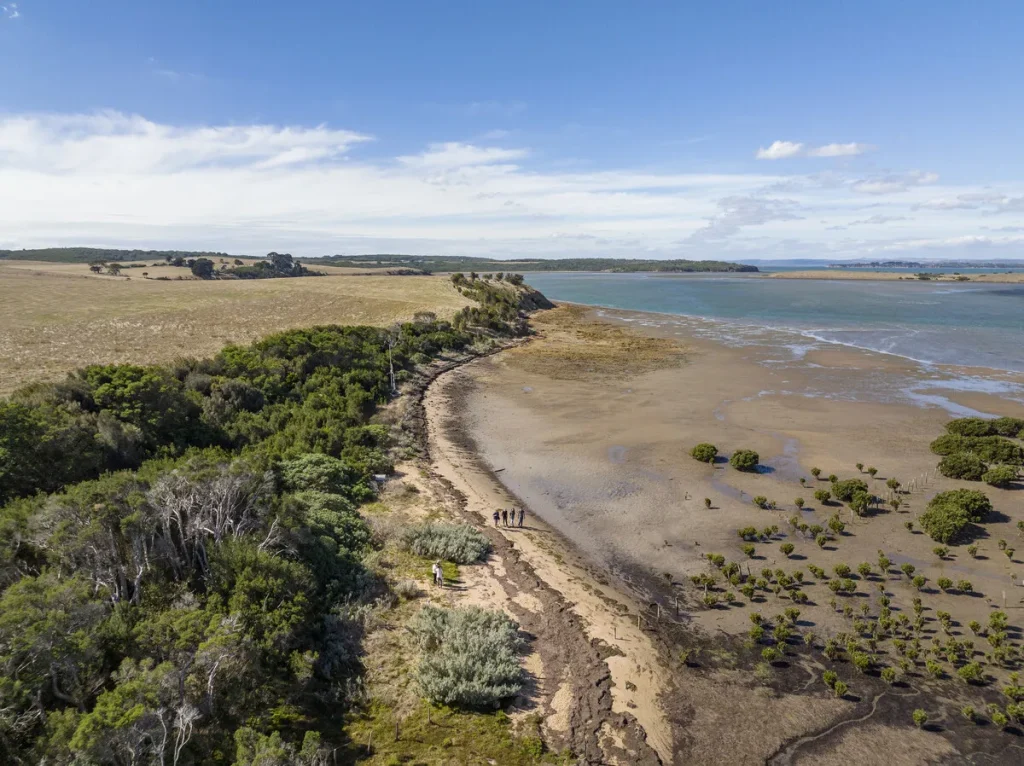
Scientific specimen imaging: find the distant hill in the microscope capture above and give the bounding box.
[0,247,239,263]
[318,254,759,273]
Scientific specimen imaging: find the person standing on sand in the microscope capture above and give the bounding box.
[501,508,509,526]
[493,510,500,526]
[432,560,444,588]
[518,507,525,527]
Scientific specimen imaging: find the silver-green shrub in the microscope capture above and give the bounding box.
[409,605,524,707]
[400,522,491,563]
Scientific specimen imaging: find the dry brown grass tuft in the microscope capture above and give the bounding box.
[505,304,687,379]
[0,262,471,394]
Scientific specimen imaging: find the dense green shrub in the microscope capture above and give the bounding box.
[983,465,1019,488]
[991,417,1024,437]
[730,449,760,472]
[946,417,997,437]
[930,433,969,456]
[409,606,524,707]
[0,312,504,505]
[401,522,492,564]
[831,478,869,502]
[973,437,1024,466]
[0,286,540,761]
[849,491,872,515]
[690,443,718,463]
[938,453,988,481]
[919,489,993,543]
[931,433,1024,465]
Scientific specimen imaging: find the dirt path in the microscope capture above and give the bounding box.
[412,359,675,765]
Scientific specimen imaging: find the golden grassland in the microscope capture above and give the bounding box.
[770,269,1024,283]
[504,304,688,379]
[0,261,472,394]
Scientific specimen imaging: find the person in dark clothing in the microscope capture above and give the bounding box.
[501,508,509,526]
[493,510,500,526]
[518,507,525,527]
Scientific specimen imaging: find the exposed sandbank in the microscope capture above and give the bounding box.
[769,269,1024,283]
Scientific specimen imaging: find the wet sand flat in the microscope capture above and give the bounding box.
[459,306,1024,637]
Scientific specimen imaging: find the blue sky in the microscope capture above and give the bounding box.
[2,1,1023,260]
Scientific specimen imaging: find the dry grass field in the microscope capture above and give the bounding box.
[0,260,471,394]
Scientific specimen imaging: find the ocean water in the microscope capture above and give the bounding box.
[524,272,1024,374]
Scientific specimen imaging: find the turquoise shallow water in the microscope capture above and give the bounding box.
[524,272,1024,374]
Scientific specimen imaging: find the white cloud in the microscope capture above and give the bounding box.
[806,142,873,157]
[0,112,372,174]
[756,141,804,160]
[397,142,528,169]
[1,111,1022,261]
[1,3,19,19]
[758,140,874,160]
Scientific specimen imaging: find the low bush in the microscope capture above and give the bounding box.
[401,523,491,564]
[690,443,718,463]
[975,437,1024,465]
[919,489,993,544]
[931,434,1024,465]
[991,417,1024,437]
[409,606,524,707]
[983,465,1019,488]
[831,478,869,502]
[938,453,988,481]
[946,417,997,437]
[930,433,968,455]
[730,449,760,472]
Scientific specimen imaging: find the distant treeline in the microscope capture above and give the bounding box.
[320,254,759,274]
[0,247,240,263]
[2,248,759,274]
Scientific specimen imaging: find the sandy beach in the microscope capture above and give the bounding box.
[423,303,1024,763]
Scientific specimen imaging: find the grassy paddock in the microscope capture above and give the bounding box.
[0,263,471,394]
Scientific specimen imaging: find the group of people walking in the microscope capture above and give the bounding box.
[493,507,525,527]
[431,508,527,590]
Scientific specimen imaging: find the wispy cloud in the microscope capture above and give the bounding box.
[397,142,528,169]
[1,3,19,19]
[848,214,907,226]
[1,111,1021,260]
[147,57,205,83]
[689,195,803,241]
[851,170,938,194]
[757,140,874,160]
[0,112,373,174]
